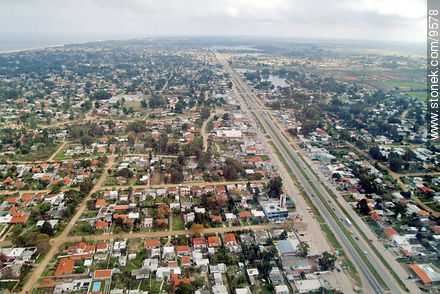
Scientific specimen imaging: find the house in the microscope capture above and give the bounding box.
[67,242,95,254]
[96,199,107,208]
[211,215,222,222]
[95,220,110,230]
[181,256,191,267]
[274,285,289,294]
[176,246,191,257]
[383,227,399,239]
[193,237,206,250]
[94,269,112,280]
[224,233,240,252]
[96,243,109,252]
[410,264,440,284]
[145,239,160,249]
[239,211,252,219]
[54,258,75,276]
[224,233,237,246]
[208,236,220,247]
[269,267,284,285]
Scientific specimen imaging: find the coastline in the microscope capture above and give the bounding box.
[0,44,66,54]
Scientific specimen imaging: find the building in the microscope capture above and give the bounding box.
[274,285,289,294]
[294,279,326,293]
[261,201,288,220]
[54,258,75,276]
[276,239,299,256]
[410,264,440,284]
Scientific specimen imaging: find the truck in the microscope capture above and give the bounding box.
[345,218,352,227]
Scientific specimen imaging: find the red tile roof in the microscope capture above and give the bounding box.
[145,239,160,248]
[54,258,74,276]
[225,233,236,243]
[94,269,112,279]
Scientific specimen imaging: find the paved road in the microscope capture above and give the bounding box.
[220,56,404,294]
[304,156,422,294]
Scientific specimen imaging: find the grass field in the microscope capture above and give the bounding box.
[10,143,60,161]
[365,80,425,91]
[405,91,427,101]
[172,215,184,230]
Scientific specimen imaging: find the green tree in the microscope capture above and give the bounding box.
[356,198,371,215]
[80,178,94,194]
[389,153,403,172]
[267,176,283,198]
[93,90,112,100]
[319,251,337,271]
[40,221,54,237]
[175,283,195,294]
[200,108,210,120]
[297,242,310,257]
[149,94,165,109]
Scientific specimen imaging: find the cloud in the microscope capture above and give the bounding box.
[0,0,426,42]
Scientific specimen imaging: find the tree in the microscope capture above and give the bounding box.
[389,153,403,172]
[170,168,184,183]
[149,94,165,109]
[318,251,337,271]
[40,221,54,236]
[80,135,93,147]
[176,283,195,294]
[369,146,382,160]
[93,90,112,100]
[200,108,210,120]
[297,242,310,257]
[356,198,370,215]
[80,222,93,234]
[157,204,170,219]
[127,120,146,134]
[394,201,407,215]
[80,178,94,194]
[267,176,283,198]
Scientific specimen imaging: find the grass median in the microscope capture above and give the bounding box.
[265,120,389,291]
[269,141,362,287]
[291,142,409,292]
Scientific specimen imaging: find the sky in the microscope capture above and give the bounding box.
[0,0,427,43]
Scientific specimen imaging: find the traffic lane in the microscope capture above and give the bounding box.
[258,109,403,294]
[238,93,383,293]
[263,116,383,294]
[232,67,400,293]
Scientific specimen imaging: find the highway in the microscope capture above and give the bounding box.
[219,56,404,294]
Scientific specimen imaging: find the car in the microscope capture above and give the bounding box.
[328,200,331,203]
[364,250,368,255]
[355,237,359,240]
[369,239,373,242]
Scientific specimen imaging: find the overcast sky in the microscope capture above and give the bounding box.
[0,0,426,42]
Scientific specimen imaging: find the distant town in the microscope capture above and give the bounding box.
[0,38,437,294]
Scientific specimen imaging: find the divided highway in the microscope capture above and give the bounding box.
[220,57,405,294]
